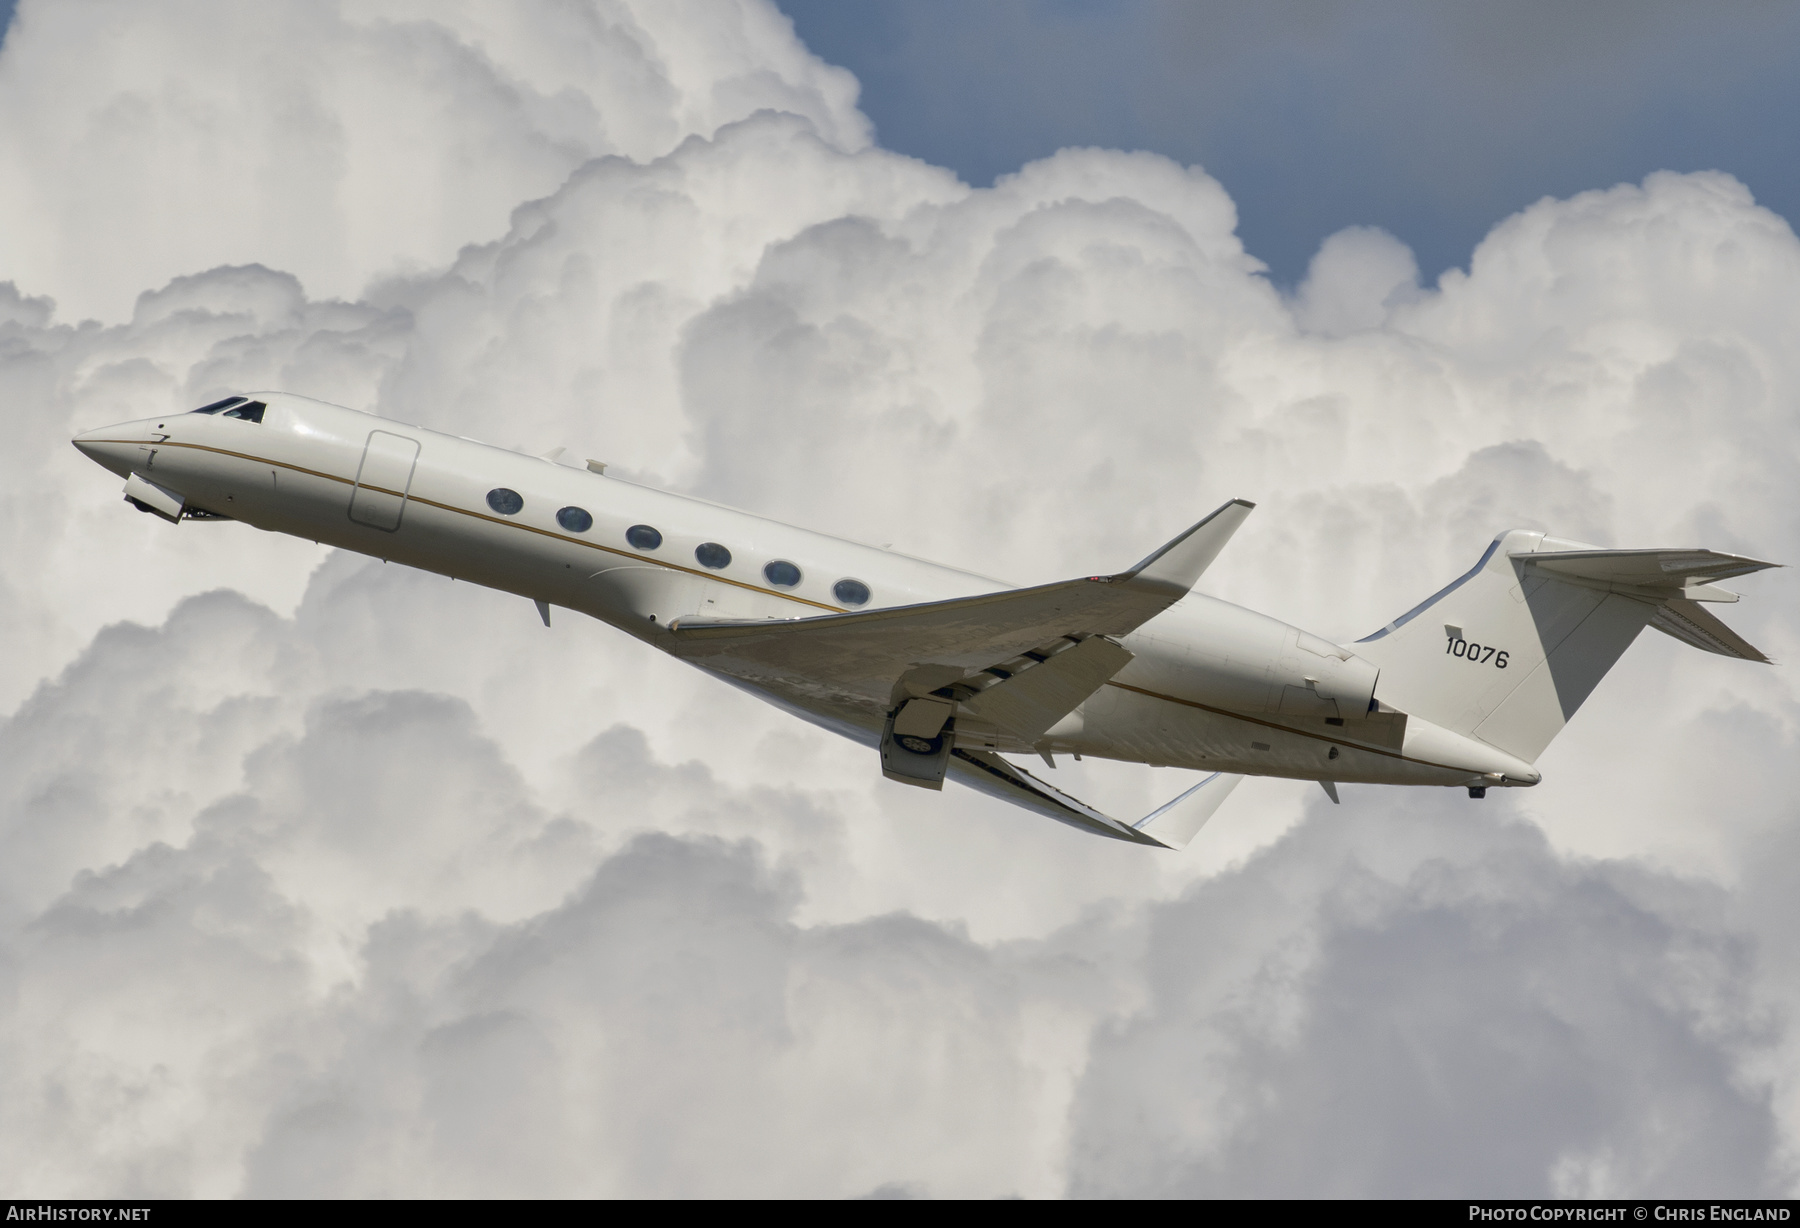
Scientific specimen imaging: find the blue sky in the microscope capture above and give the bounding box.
[777,0,1800,284]
[6,1,1794,286]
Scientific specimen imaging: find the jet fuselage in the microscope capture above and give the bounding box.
[72,393,1536,795]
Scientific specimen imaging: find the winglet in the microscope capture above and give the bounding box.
[1133,772,1244,849]
[1119,499,1255,596]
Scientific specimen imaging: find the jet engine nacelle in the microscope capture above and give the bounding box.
[1129,601,1380,722]
[1273,628,1380,719]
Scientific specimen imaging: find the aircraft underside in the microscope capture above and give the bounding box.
[703,652,1469,789]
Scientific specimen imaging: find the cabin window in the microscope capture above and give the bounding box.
[192,396,246,415]
[763,560,801,588]
[221,401,266,423]
[834,578,871,606]
[695,542,732,569]
[487,488,524,515]
[626,524,662,551]
[556,506,593,533]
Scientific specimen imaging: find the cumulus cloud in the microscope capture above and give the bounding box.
[2,0,1799,1198]
[1293,224,1421,336]
[1069,800,1782,1198]
[0,0,868,323]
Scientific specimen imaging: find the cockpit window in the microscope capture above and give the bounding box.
[221,401,266,423]
[192,396,247,415]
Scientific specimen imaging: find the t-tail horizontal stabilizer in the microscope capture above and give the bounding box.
[1354,531,1780,766]
[1514,547,1779,663]
[1649,600,1769,662]
[948,749,1243,849]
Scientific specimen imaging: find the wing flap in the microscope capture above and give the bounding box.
[670,575,1169,709]
[960,635,1134,742]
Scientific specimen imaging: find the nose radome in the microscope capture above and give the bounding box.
[71,422,144,478]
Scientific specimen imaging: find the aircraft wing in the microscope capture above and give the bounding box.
[668,499,1254,713]
[949,750,1243,849]
[672,573,1157,705]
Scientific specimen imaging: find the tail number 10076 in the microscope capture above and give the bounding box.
[1448,636,1509,668]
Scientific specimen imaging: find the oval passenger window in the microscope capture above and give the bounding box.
[834,578,871,606]
[556,506,593,533]
[487,488,524,515]
[763,560,801,588]
[695,542,732,570]
[626,524,662,551]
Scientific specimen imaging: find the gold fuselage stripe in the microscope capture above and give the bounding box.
[105,437,1492,779]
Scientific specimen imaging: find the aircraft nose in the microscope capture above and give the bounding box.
[71,422,145,477]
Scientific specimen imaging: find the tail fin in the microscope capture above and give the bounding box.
[1352,530,1777,763]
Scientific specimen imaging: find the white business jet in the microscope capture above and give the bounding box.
[73,393,1777,848]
